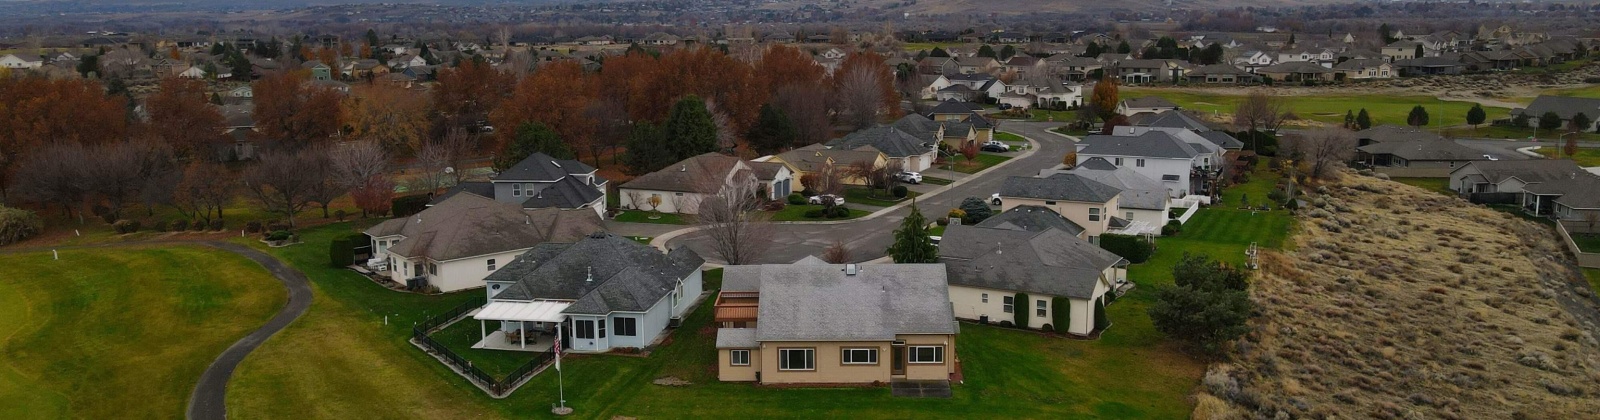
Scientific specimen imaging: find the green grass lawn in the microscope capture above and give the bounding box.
[769,204,871,222]
[1583,269,1600,295]
[1570,233,1600,254]
[1535,147,1600,166]
[429,318,545,377]
[929,225,947,237]
[0,246,286,419]
[1472,125,1600,142]
[842,187,918,207]
[1392,177,1455,196]
[921,176,954,186]
[1121,87,1510,129]
[941,153,1013,174]
[992,132,1029,146]
[612,210,689,225]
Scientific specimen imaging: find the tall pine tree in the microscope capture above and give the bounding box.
[1407,105,1429,128]
[887,203,938,263]
[662,95,719,161]
[1356,108,1373,130]
[623,122,672,175]
[495,122,573,171]
[747,104,797,156]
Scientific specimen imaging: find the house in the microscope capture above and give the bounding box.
[1520,173,1600,221]
[1355,124,1437,146]
[1031,82,1084,110]
[955,56,1000,74]
[916,56,958,75]
[1460,50,1525,72]
[1449,159,1586,202]
[1129,111,1241,150]
[939,220,1127,335]
[301,60,332,81]
[1255,61,1335,82]
[1232,50,1275,71]
[715,258,958,384]
[474,232,704,353]
[942,73,1007,98]
[0,53,44,69]
[364,193,604,293]
[1513,96,1600,132]
[924,101,992,147]
[766,144,887,189]
[827,124,939,173]
[998,173,1123,242]
[1050,56,1104,81]
[643,32,680,46]
[1075,129,1223,197]
[1002,55,1044,77]
[387,54,427,69]
[746,161,796,200]
[971,205,1085,238]
[1382,41,1424,61]
[1117,96,1181,116]
[618,153,762,214]
[1045,157,1173,236]
[1332,59,1393,80]
[1114,59,1187,84]
[176,65,207,79]
[1392,57,1462,76]
[1184,64,1257,85]
[1356,140,1489,178]
[432,152,608,217]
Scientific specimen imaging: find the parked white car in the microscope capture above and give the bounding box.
[808,194,846,206]
[982,140,1010,151]
[897,172,923,184]
[990,193,1002,206]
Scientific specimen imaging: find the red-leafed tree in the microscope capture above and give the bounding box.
[433,59,513,132]
[491,60,595,164]
[254,70,344,151]
[147,77,227,159]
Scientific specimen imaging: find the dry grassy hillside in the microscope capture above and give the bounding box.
[1195,173,1600,419]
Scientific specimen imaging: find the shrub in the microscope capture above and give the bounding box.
[936,217,950,226]
[1162,220,1183,236]
[1052,297,1071,333]
[391,194,432,217]
[92,205,114,224]
[1148,254,1253,355]
[1094,297,1110,331]
[245,221,263,234]
[1041,323,1053,332]
[1013,292,1030,328]
[1100,233,1153,263]
[947,208,966,222]
[210,219,225,231]
[804,209,826,218]
[799,189,817,197]
[329,236,355,267]
[1267,188,1287,203]
[999,320,1014,328]
[892,185,908,198]
[334,209,348,221]
[171,219,190,231]
[761,200,786,211]
[825,205,852,218]
[267,223,290,232]
[112,219,141,234]
[152,220,170,232]
[190,220,206,231]
[959,197,993,224]
[787,193,806,205]
[266,230,292,241]
[0,206,44,246]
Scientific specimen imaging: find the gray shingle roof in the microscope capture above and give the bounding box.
[364,193,603,261]
[939,225,1124,299]
[724,262,956,341]
[496,152,597,182]
[1258,61,1334,74]
[521,176,604,209]
[1522,173,1600,209]
[1198,131,1245,149]
[622,152,746,193]
[1358,140,1486,161]
[927,100,977,115]
[1133,110,1212,132]
[715,328,758,349]
[1122,97,1180,109]
[487,233,704,315]
[973,205,1085,236]
[1066,165,1168,210]
[1455,159,1586,185]
[1516,95,1600,122]
[1000,173,1122,203]
[1078,131,1204,159]
[828,125,934,158]
[428,182,495,205]
[1356,124,1441,143]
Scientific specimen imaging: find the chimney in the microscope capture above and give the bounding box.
[845,264,859,276]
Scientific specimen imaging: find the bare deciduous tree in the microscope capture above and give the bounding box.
[1295,128,1357,180]
[242,149,325,227]
[690,176,773,265]
[822,240,852,264]
[12,143,91,222]
[843,159,899,196]
[87,140,175,220]
[330,141,391,189]
[1234,91,1295,150]
[835,65,888,130]
[173,162,235,224]
[799,163,845,196]
[412,139,454,193]
[771,86,832,147]
[704,98,738,154]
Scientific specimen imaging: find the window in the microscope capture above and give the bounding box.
[1036,300,1048,317]
[613,317,637,337]
[1126,211,1135,220]
[674,192,684,196]
[427,263,437,275]
[598,319,607,338]
[981,293,988,303]
[779,348,815,370]
[574,320,595,339]
[1002,296,1015,313]
[486,259,496,271]
[1113,157,1124,166]
[730,349,751,366]
[1136,158,1145,167]
[909,346,945,364]
[841,348,879,365]
[1089,207,1101,222]
[525,183,535,194]
[511,184,522,197]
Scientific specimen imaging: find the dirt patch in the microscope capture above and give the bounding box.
[651,377,692,386]
[1194,173,1600,419]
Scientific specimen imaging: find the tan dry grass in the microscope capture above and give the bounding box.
[1195,173,1600,418]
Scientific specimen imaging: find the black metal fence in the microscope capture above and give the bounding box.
[412,295,556,396]
[1467,192,1518,205]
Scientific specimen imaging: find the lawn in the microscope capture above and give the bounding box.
[1391,177,1454,196]
[769,204,872,222]
[430,317,545,377]
[921,176,955,186]
[993,132,1028,146]
[1535,147,1600,166]
[940,153,1013,174]
[0,246,286,419]
[1584,269,1600,295]
[843,187,919,207]
[1120,87,1510,129]
[1570,233,1600,254]
[612,210,689,225]
[1473,125,1600,142]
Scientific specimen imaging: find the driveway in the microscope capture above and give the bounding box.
[188,242,313,420]
[665,121,1073,263]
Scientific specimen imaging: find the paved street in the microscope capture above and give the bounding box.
[1456,137,1600,160]
[666,121,1072,264]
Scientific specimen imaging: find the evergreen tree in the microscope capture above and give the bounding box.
[887,203,938,263]
[1148,253,1253,355]
[210,43,227,56]
[623,122,672,175]
[1288,33,1296,46]
[1083,42,1103,58]
[1466,104,1486,128]
[365,29,380,48]
[747,104,798,156]
[1344,110,1355,128]
[977,45,996,58]
[1116,40,1132,54]
[1051,297,1071,333]
[1407,105,1429,128]
[1356,108,1373,129]
[958,197,992,224]
[1414,44,1425,59]
[999,45,1017,61]
[1141,46,1159,59]
[1379,23,1398,44]
[1539,111,1564,131]
[1571,113,1592,133]
[1013,292,1030,328]
[76,54,99,77]
[929,47,950,57]
[495,122,574,171]
[1196,43,1224,65]
[662,95,720,161]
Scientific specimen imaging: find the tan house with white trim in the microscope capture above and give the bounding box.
[939,220,1128,336]
[997,173,1124,243]
[715,258,958,384]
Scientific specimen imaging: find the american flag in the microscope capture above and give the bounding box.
[553,331,561,371]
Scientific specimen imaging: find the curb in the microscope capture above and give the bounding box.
[1517,145,1544,158]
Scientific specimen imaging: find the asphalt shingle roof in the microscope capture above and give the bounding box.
[723,262,956,341]
[1000,173,1122,203]
[364,193,602,262]
[487,233,704,315]
[973,205,1085,236]
[939,225,1124,299]
[1121,96,1180,109]
[622,153,746,193]
[1456,159,1586,185]
[1517,95,1600,122]
[520,176,604,209]
[1064,164,1169,210]
[496,152,597,182]
[1358,140,1487,161]
[1078,131,1204,159]
[828,125,934,159]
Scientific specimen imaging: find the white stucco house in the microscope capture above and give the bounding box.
[618,153,766,215]
[473,232,705,353]
[1041,157,1173,236]
[364,193,604,292]
[939,219,1128,336]
[1075,129,1223,198]
[0,53,44,69]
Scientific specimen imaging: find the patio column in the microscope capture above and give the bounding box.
[520,320,527,349]
[480,319,486,342]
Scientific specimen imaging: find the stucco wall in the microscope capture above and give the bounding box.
[617,189,704,214]
[757,341,894,384]
[718,347,762,382]
[1001,196,1119,239]
[900,334,957,381]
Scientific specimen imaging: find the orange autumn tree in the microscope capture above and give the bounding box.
[756,44,826,94]
[643,48,765,133]
[1090,76,1120,123]
[254,70,344,150]
[147,77,227,159]
[596,51,662,122]
[433,59,512,132]
[345,83,432,156]
[491,60,598,165]
[0,77,129,197]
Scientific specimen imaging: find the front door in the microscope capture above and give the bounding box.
[891,343,906,376]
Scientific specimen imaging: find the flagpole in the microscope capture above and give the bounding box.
[556,322,566,410]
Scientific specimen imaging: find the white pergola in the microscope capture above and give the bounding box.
[474,300,571,350]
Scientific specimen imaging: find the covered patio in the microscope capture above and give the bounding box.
[472,300,570,353]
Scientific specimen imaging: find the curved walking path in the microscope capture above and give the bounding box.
[187,241,313,420]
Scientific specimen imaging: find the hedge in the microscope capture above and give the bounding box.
[329,233,369,267]
[0,206,43,246]
[1052,296,1071,334]
[1093,296,1110,332]
[1013,292,1030,328]
[1099,233,1153,263]
[392,194,433,217]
